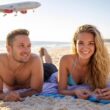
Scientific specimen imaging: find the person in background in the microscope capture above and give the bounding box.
[39,47,58,82]
[58,24,110,100]
[0,29,43,101]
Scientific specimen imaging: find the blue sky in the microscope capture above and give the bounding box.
[0,0,110,42]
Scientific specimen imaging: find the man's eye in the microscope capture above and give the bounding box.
[19,45,24,47]
[28,45,31,48]
[78,42,83,45]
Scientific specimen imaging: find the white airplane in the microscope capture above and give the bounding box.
[0,1,41,16]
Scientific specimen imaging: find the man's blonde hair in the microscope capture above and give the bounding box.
[6,29,29,46]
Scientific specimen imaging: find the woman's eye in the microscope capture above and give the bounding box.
[89,42,95,45]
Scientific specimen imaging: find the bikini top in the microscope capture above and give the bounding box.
[67,74,76,86]
[67,57,78,86]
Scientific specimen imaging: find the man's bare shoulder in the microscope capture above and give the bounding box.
[31,53,41,60]
[0,53,8,63]
[0,53,8,76]
[29,53,41,64]
[29,53,42,69]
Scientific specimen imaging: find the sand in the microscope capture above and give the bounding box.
[0,95,110,110]
[49,47,71,67]
[0,44,110,110]
[0,96,107,110]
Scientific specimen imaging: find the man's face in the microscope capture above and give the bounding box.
[9,35,31,63]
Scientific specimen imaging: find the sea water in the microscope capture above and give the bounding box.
[0,41,71,53]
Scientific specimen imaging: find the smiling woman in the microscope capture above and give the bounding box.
[58,24,110,100]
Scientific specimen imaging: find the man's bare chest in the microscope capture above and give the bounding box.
[1,69,31,86]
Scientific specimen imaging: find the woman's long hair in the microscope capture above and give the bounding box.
[72,24,110,89]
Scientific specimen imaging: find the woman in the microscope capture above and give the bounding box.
[58,24,110,99]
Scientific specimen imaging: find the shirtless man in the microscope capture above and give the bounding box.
[0,29,43,101]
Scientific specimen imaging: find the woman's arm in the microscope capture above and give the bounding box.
[58,55,91,99]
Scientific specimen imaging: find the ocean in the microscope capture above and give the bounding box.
[0,41,71,53]
[1,40,109,53]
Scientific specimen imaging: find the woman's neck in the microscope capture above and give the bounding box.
[77,56,90,67]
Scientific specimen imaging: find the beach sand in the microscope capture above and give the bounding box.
[49,47,71,67]
[1,95,110,110]
[0,44,110,110]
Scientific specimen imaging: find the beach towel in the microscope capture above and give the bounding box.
[40,72,110,104]
[40,83,110,104]
[3,82,110,104]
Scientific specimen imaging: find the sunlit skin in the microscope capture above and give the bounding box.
[77,33,110,100]
[76,32,95,61]
[58,32,95,99]
[9,35,31,63]
[93,86,110,100]
[0,35,43,101]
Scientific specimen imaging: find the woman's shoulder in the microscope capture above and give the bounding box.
[60,54,76,63]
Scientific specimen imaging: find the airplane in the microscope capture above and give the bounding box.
[0,1,41,16]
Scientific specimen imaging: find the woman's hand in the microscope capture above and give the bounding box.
[93,88,102,95]
[73,89,91,99]
[94,88,110,100]
[98,88,110,100]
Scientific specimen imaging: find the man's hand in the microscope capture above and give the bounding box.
[74,89,91,99]
[4,91,23,101]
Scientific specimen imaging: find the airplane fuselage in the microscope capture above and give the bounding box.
[0,1,41,11]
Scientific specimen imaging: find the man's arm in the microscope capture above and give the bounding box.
[18,55,44,97]
[0,55,23,101]
[0,78,22,101]
[0,77,6,100]
[0,58,5,100]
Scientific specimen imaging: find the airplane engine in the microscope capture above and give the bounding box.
[20,10,27,14]
[4,9,13,13]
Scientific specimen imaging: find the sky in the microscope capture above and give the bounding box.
[0,0,110,42]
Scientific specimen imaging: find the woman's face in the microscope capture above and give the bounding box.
[76,32,95,60]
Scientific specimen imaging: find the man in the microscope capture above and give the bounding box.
[0,29,43,101]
